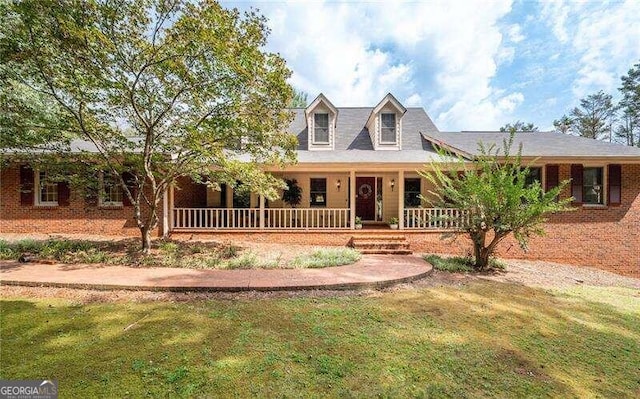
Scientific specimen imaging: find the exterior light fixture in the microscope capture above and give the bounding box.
[390,179,395,191]
[336,179,341,191]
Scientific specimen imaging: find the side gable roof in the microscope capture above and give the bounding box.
[422,131,640,160]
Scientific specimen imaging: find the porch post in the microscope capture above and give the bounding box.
[350,170,356,229]
[259,194,265,229]
[162,186,169,237]
[168,183,175,232]
[398,170,405,230]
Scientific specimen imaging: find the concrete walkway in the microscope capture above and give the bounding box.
[0,255,432,292]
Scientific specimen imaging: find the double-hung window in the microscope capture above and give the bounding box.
[583,167,604,205]
[380,113,397,143]
[100,172,124,206]
[313,113,329,144]
[404,178,421,207]
[310,178,327,207]
[35,171,58,206]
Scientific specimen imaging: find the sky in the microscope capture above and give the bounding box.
[222,0,640,132]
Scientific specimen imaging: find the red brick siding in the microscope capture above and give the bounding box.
[173,177,208,208]
[2,163,639,277]
[1,164,164,236]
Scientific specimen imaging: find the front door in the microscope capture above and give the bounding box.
[356,177,376,221]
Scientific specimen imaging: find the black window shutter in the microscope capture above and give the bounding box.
[545,165,559,191]
[58,181,70,206]
[19,165,34,206]
[570,164,583,204]
[608,164,622,206]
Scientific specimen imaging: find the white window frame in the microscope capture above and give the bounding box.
[313,113,330,144]
[99,172,124,207]
[34,170,58,206]
[380,113,397,144]
[582,166,605,206]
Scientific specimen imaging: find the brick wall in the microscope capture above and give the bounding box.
[1,164,164,236]
[2,162,639,277]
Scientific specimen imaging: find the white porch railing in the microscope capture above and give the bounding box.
[172,208,351,230]
[404,208,469,230]
[265,208,350,229]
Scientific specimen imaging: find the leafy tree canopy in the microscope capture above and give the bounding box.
[289,89,308,108]
[422,133,572,270]
[0,0,298,251]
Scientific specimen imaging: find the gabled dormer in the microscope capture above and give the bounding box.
[305,94,338,151]
[366,93,407,150]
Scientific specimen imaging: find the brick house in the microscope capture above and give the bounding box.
[2,93,639,276]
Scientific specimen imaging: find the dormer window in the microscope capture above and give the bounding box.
[305,94,338,151]
[366,93,406,150]
[380,113,396,143]
[313,113,330,144]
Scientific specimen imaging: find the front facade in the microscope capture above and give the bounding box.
[2,93,639,276]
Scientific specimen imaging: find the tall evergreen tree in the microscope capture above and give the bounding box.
[617,61,640,147]
[499,121,538,132]
[569,91,615,140]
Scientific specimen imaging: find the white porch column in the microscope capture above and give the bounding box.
[168,183,175,232]
[259,194,265,229]
[349,170,356,229]
[398,170,405,230]
[162,186,169,237]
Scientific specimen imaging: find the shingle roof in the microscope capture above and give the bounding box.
[422,131,640,159]
[290,107,451,163]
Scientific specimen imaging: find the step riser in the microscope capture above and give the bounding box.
[348,234,412,255]
[358,250,413,255]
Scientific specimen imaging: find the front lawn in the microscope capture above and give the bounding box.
[1,282,638,397]
[0,238,360,270]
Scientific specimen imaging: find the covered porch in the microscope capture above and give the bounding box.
[164,169,468,232]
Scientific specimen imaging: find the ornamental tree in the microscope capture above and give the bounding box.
[0,0,297,252]
[422,132,572,270]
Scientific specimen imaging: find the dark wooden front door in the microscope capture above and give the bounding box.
[356,177,376,221]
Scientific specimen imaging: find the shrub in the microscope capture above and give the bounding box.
[424,254,505,273]
[291,248,361,268]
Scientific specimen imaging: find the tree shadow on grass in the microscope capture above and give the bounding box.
[1,281,639,397]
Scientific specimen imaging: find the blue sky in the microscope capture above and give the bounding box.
[222,0,640,131]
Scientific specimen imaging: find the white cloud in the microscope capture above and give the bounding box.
[506,24,525,43]
[570,0,640,98]
[541,0,571,43]
[239,0,519,130]
[405,93,422,106]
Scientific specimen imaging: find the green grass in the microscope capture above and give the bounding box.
[425,254,506,272]
[291,248,361,268]
[2,282,638,397]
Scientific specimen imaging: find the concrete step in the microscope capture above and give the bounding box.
[349,235,412,255]
[358,249,413,255]
[351,242,410,250]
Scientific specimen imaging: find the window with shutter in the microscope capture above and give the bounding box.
[583,167,604,205]
[35,171,59,206]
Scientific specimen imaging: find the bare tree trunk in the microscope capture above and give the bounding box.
[471,231,487,270]
[140,226,152,254]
